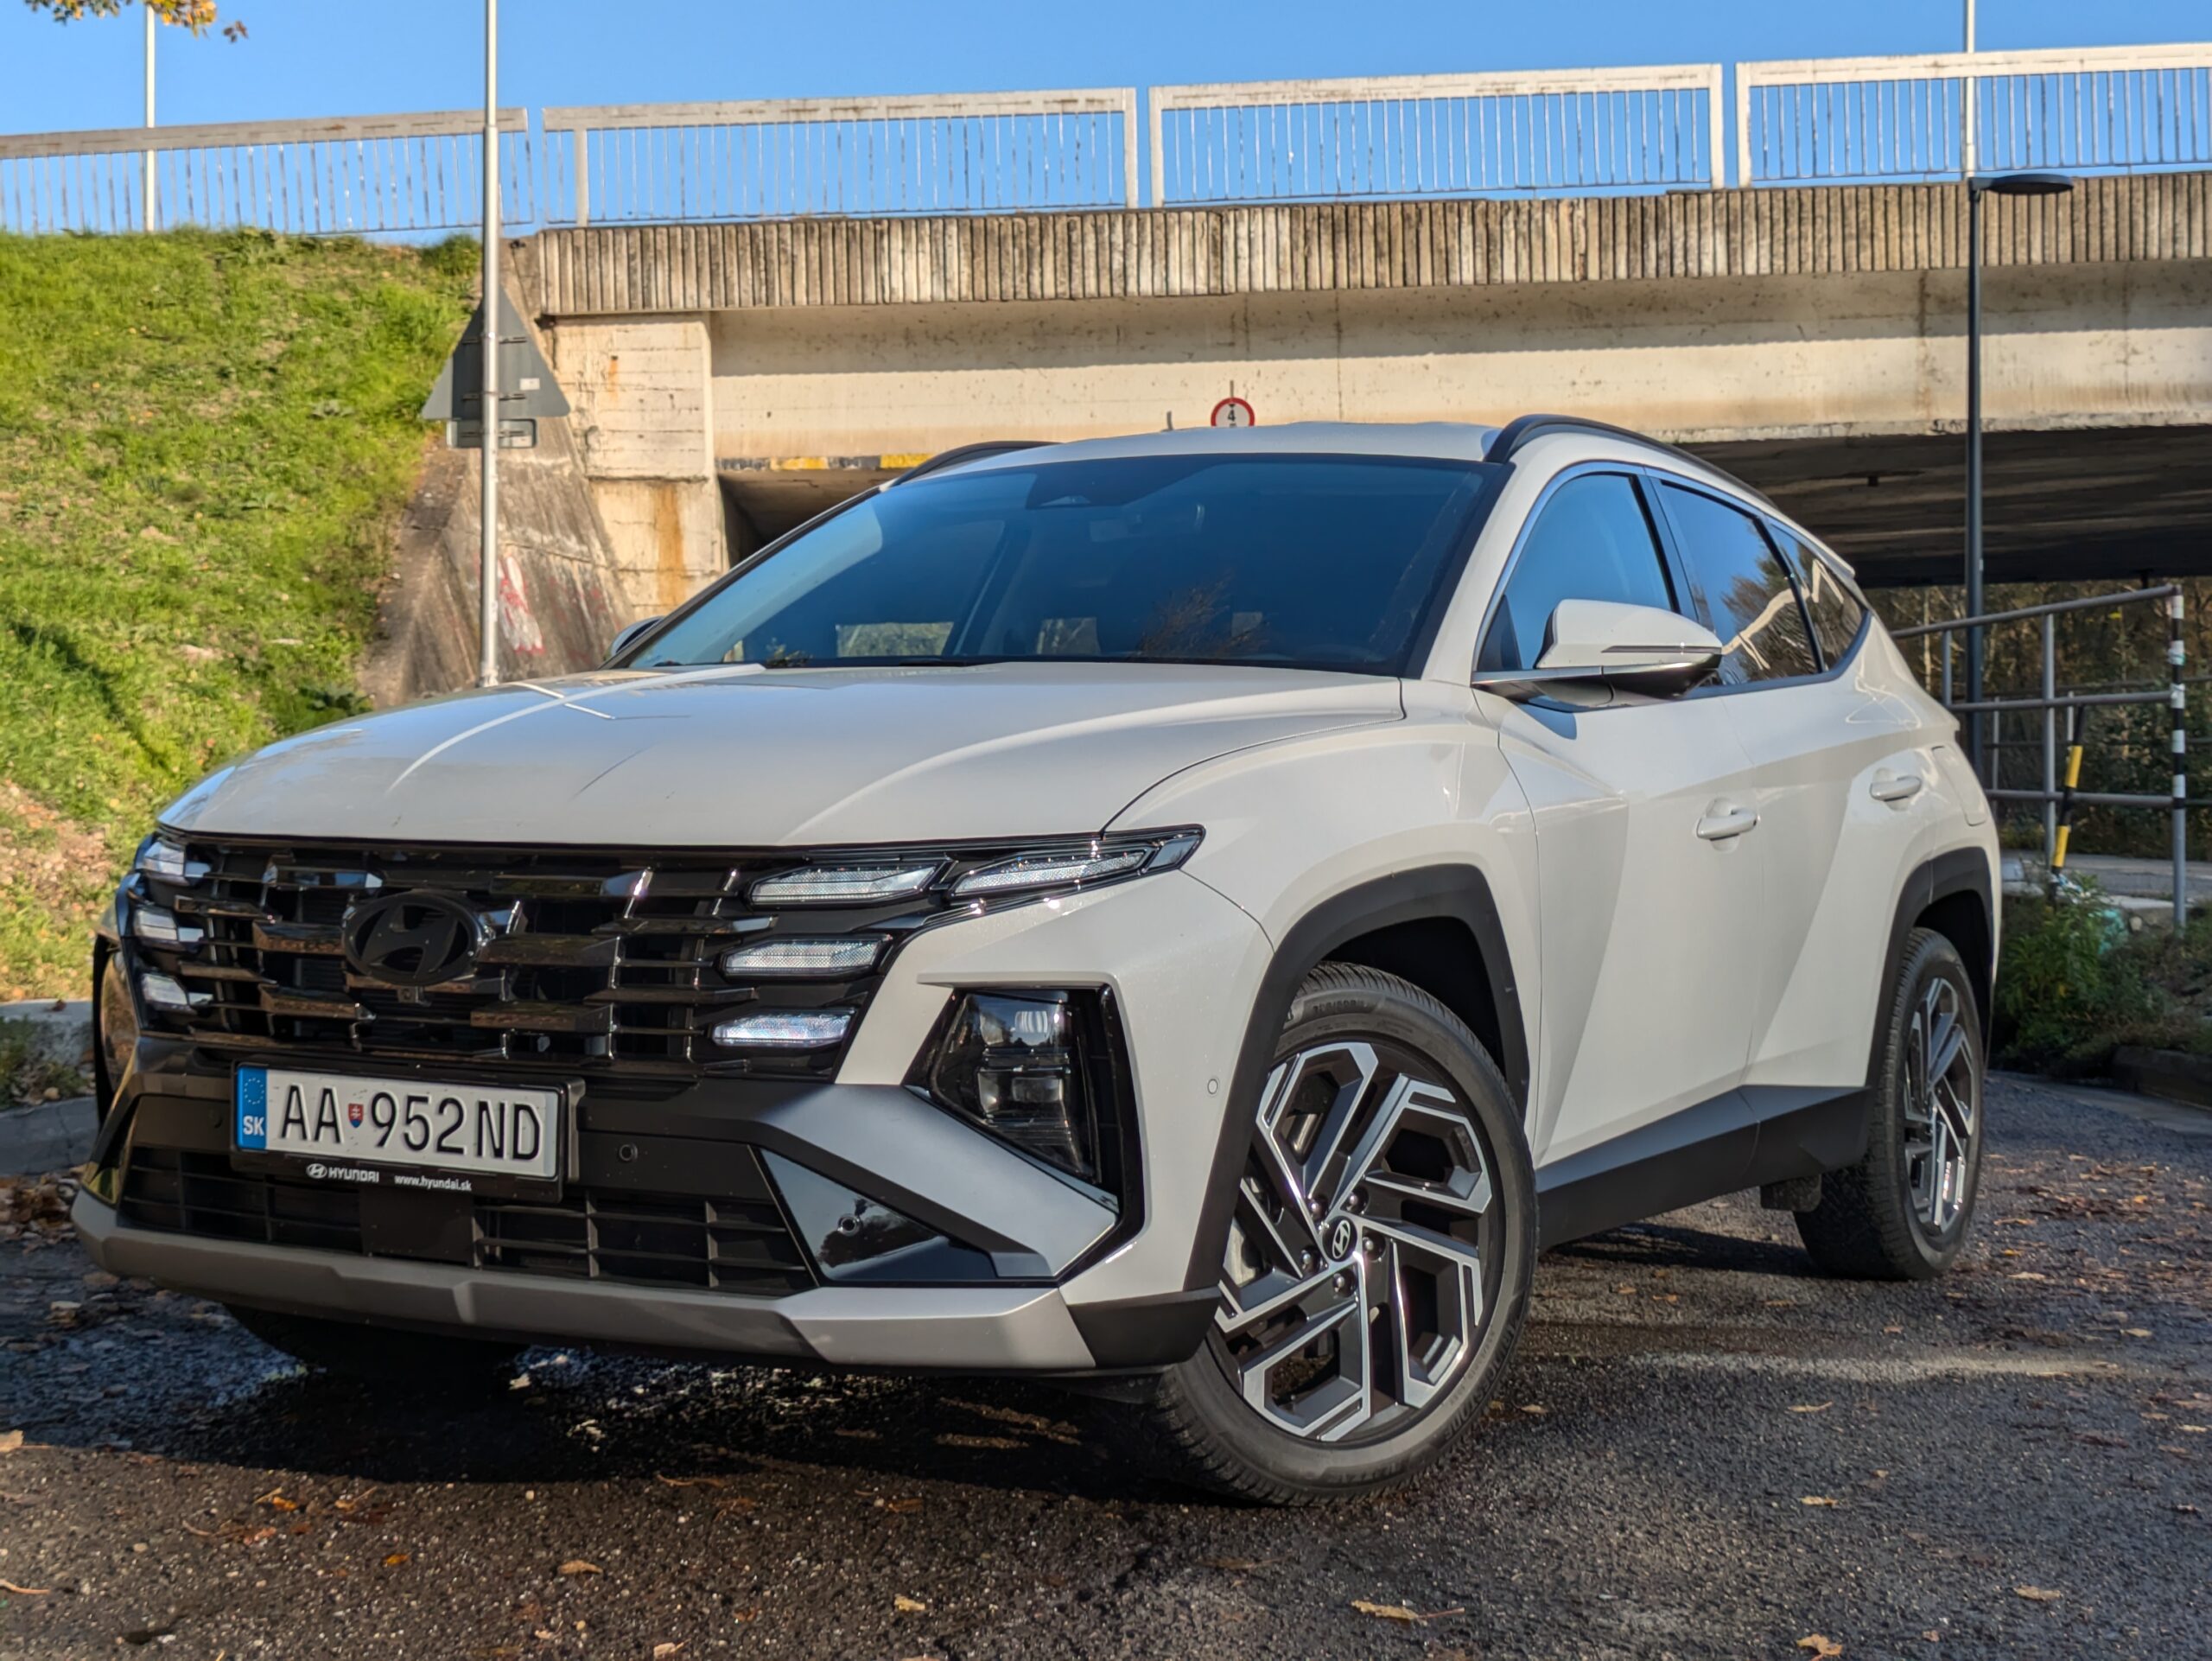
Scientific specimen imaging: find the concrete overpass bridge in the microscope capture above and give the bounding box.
[521,167,2212,616]
[10,43,2209,646]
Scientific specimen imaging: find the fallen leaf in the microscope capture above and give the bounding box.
[1801,1495,1840,1507]
[0,1579,51,1596]
[2121,1328,2153,1339]
[1351,1601,1464,1622]
[253,1489,298,1512]
[2014,1586,2063,1602]
[655,1474,726,1489]
[1202,1556,1268,1571]
[1789,1403,1834,1415]
[0,1431,21,1455]
[652,1646,684,1659]
[558,1560,601,1576]
[383,1553,409,1567]
[1517,1403,1548,1416]
[1797,1639,1843,1658]
[880,1497,923,1514]
[893,1594,927,1613]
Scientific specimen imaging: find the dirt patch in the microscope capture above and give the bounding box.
[0,780,115,1002]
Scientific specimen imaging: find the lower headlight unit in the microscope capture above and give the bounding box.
[923,991,1100,1184]
[710,1009,853,1050]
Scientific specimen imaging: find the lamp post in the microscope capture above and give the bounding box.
[1964,169,2073,773]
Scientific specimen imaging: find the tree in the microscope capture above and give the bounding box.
[22,1,245,39]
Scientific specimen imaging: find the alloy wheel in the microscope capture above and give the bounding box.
[1903,977,1977,1235]
[1211,1040,1499,1444]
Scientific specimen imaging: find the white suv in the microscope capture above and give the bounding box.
[77,417,1997,1503]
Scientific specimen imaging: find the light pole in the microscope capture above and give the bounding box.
[479,0,501,687]
[1964,168,2072,773]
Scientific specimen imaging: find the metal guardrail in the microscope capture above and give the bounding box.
[1,43,2207,235]
[1894,586,2190,923]
[0,108,532,235]
[538,90,1139,225]
[1147,65,1725,205]
[1738,44,2212,185]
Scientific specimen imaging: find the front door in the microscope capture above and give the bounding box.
[1474,469,1766,1188]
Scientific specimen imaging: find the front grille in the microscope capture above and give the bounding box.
[127,838,978,1079]
[119,1147,814,1296]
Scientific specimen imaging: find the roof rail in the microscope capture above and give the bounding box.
[1487,413,1777,509]
[891,440,1053,485]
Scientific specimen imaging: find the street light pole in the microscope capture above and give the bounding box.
[478,0,501,688]
[142,1,156,230]
[1962,169,2074,776]
[1965,181,1985,770]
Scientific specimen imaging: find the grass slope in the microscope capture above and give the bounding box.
[0,229,474,1000]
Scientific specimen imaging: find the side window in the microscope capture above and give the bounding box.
[1772,525,1868,666]
[1478,474,1675,673]
[1656,483,1820,686]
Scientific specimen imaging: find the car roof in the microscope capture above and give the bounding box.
[938,420,1505,473]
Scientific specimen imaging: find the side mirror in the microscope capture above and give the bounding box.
[1475,600,1722,699]
[605,615,665,665]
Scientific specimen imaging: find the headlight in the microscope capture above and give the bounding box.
[138,971,209,1015]
[710,1009,854,1050]
[950,830,1202,903]
[918,990,1107,1185]
[749,862,940,906]
[130,905,205,951]
[721,937,884,978]
[134,835,208,886]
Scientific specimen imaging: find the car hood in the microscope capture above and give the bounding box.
[161,663,1403,847]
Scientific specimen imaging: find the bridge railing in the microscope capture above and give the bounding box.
[1738,44,2212,185]
[1148,65,1726,204]
[537,89,1140,225]
[0,108,531,236]
[3,43,2209,236]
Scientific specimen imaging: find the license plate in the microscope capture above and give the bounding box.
[234,1066,563,1191]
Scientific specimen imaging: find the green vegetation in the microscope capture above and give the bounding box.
[1995,888,2212,1072]
[0,228,475,999]
[0,1019,91,1110]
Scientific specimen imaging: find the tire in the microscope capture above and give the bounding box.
[1796,928,1986,1280]
[226,1304,523,1390]
[1137,962,1536,1505]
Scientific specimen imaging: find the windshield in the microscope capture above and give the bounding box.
[630,453,1502,677]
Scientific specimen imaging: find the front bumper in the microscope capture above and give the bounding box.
[84,868,1267,1372]
[73,1189,1125,1370]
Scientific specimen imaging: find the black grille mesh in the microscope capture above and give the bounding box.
[130,840,951,1079]
[119,1147,814,1296]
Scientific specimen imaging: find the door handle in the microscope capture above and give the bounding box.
[1695,803,1759,841]
[1870,771,1925,805]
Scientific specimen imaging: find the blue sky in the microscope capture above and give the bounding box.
[0,0,2205,135]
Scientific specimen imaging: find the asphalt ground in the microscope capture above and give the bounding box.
[0,1073,2205,1660]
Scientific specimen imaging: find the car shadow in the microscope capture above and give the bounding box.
[1548,1219,1820,1280]
[34,1329,1209,1506]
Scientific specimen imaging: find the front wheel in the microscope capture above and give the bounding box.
[1796,927,1986,1280]
[1139,963,1535,1504]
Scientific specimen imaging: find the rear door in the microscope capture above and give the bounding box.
[1650,480,1936,1102]
[1476,468,1765,1179]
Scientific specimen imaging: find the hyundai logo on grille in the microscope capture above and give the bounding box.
[342,891,482,987]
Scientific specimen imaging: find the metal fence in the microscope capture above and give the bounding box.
[1738,44,2212,186]
[1895,587,2189,923]
[537,90,1139,225]
[1147,66,1725,205]
[0,109,531,236]
[3,42,2209,236]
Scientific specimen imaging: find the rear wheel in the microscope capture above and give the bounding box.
[226,1305,522,1390]
[1796,927,1985,1280]
[1140,963,1535,1504]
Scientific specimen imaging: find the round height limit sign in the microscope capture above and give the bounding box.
[1211,395,1256,428]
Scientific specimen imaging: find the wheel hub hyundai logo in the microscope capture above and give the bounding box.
[1327,1215,1357,1261]
[342,891,482,986]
